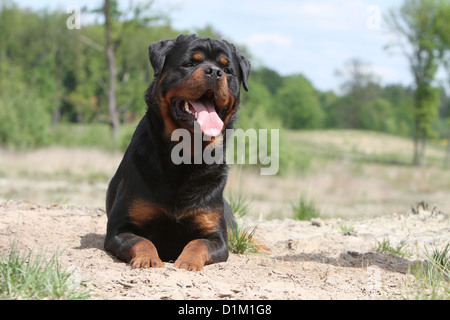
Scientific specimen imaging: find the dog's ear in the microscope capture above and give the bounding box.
[237,53,251,92]
[222,40,251,92]
[148,34,197,77]
[148,39,175,77]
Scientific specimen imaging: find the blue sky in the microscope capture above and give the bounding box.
[16,0,421,92]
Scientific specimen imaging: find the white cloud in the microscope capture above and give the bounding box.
[238,0,368,31]
[296,2,341,17]
[245,33,292,48]
[371,65,398,79]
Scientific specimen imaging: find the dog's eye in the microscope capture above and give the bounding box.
[184,63,195,68]
[223,67,232,74]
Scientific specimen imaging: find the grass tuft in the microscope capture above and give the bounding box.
[404,243,450,300]
[0,244,91,300]
[227,190,270,256]
[292,195,320,221]
[227,224,259,255]
[374,238,412,258]
[340,224,356,236]
[427,243,450,274]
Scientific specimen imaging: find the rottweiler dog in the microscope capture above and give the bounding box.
[104,34,251,271]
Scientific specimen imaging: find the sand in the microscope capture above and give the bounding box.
[1,199,448,300]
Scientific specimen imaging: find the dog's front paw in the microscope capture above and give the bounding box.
[174,239,210,271]
[130,255,164,269]
[174,257,204,271]
[129,239,164,269]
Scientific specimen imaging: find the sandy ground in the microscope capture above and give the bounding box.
[0,199,448,300]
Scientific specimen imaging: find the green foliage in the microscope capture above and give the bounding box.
[0,244,91,300]
[50,123,114,149]
[238,75,280,130]
[427,243,449,274]
[1,0,450,160]
[383,84,415,136]
[251,66,284,95]
[276,75,324,129]
[0,2,176,148]
[360,98,395,132]
[0,64,51,148]
[414,85,441,138]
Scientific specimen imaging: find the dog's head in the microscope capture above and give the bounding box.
[147,34,251,138]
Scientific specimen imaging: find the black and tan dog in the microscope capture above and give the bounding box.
[104,34,251,271]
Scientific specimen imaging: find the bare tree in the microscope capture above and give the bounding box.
[103,0,120,140]
[335,58,380,129]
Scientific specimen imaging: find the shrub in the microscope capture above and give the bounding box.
[0,90,51,148]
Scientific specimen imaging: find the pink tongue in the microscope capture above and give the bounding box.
[190,100,224,137]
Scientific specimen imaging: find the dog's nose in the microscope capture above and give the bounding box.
[203,66,223,79]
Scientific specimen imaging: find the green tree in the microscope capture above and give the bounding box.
[0,61,51,147]
[65,24,106,123]
[276,74,324,129]
[385,0,443,166]
[335,58,383,129]
[239,78,274,126]
[0,3,53,147]
[318,90,338,127]
[382,84,415,136]
[251,67,284,95]
[360,98,395,132]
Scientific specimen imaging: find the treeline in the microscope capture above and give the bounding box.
[0,1,449,163]
[242,60,421,138]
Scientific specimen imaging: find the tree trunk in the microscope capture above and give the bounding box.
[446,143,450,168]
[419,135,426,167]
[413,134,419,166]
[413,130,427,167]
[104,0,120,140]
[445,130,450,168]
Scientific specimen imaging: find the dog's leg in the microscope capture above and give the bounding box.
[104,232,164,269]
[174,228,228,271]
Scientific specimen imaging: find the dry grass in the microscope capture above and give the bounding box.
[227,130,449,219]
[0,146,122,178]
[287,129,446,162]
[0,147,122,207]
